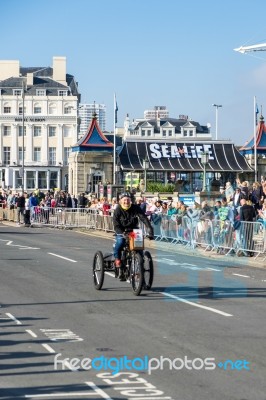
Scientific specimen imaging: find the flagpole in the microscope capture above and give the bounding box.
[254,96,257,182]
[113,93,117,185]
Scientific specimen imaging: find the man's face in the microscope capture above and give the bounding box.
[120,196,131,208]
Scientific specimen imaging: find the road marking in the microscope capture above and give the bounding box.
[0,239,39,249]
[233,273,250,278]
[48,253,77,263]
[6,312,22,324]
[85,382,114,399]
[153,257,221,272]
[26,329,38,338]
[161,292,233,317]
[41,343,56,353]
[105,271,115,278]
[40,328,83,342]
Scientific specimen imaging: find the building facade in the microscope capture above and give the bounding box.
[79,103,106,138]
[0,56,80,192]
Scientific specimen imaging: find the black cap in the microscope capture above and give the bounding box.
[119,192,131,200]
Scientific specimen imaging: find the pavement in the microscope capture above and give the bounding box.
[1,220,265,268]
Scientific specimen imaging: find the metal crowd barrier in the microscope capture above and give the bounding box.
[1,206,265,260]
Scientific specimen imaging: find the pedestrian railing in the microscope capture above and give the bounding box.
[1,206,265,261]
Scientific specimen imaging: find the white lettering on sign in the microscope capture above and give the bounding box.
[149,143,214,160]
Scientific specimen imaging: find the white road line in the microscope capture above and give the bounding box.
[48,253,77,263]
[105,271,115,278]
[233,273,250,278]
[26,329,38,338]
[41,343,56,353]
[85,382,114,399]
[6,312,22,324]
[24,392,102,398]
[161,292,233,317]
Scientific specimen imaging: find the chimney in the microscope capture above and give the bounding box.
[53,56,67,86]
[27,72,33,86]
[0,60,19,80]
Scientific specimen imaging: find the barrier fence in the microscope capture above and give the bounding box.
[0,206,265,261]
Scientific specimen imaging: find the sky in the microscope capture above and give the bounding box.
[2,0,266,145]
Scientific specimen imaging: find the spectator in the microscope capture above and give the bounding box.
[16,192,26,225]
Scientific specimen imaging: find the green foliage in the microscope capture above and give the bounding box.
[147,182,175,193]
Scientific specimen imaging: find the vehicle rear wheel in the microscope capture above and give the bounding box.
[130,253,144,296]
[143,251,154,290]
[93,251,105,290]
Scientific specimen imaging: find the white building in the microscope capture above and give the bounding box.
[79,103,106,137]
[0,56,80,192]
[144,105,169,120]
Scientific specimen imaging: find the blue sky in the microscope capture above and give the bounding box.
[2,0,266,145]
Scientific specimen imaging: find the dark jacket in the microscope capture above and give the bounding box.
[113,204,153,235]
[240,205,255,222]
[17,195,25,208]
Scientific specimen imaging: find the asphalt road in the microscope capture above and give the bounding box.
[0,223,266,400]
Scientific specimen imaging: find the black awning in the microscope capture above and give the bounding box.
[118,141,253,172]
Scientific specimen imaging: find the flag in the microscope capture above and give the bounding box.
[255,103,259,125]
[114,94,118,124]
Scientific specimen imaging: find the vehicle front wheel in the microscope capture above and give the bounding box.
[130,253,144,296]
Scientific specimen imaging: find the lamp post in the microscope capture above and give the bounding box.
[201,151,209,192]
[143,158,149,192]
[22,79,25,193]
[212,104,222,140]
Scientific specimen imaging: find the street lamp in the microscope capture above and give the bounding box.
[201,151,209,192]
[143,158,149,192]
[212,104,222,140]
[21,79,26,193]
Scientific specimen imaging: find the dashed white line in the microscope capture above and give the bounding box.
[6,312,22,324]
[48,253,77,263]
[26,329,38,338]
[41,343,56,353]
[161,292,233,317]
[233,273,250,278]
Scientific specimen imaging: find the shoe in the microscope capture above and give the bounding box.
[115,259,121,267]
[119,270,126,281]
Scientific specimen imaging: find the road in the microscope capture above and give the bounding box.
[0,223,266,400]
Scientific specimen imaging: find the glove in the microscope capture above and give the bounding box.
[146,231,154,240]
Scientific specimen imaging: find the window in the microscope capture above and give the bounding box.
[189,130,193,136]
[64,106,72,114]
[13,89,22,96]
[49,126,56,137]
[4,107,11,114]
[147,129,151,137]
[162,130,167,137]
[34,105,42,114]
[3,126,11,136]
[19,106,26,115]
[33,147,41,162]
[49,104,57,114]
[168,130,173,136]
[63,126,71,137]
[3,147,11,165]
[141,129,145,137]
[38,171,47,188]
[64,147,70,165]
[18,147,26,163]
[15,171,22,189]
[58,90,68,96]
[183,130,188,137]
[26,171,36,189]
[34,126,42,137]
[19,126,26,136]
[36,89,46,96]
[49,147,56,165]
[50,171,58,189]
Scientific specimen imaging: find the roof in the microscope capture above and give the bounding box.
[0,66,79,97]
[133,118,209,134]
[72,116,113,152]
[239,115,266,155]
[118,141,253,172]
